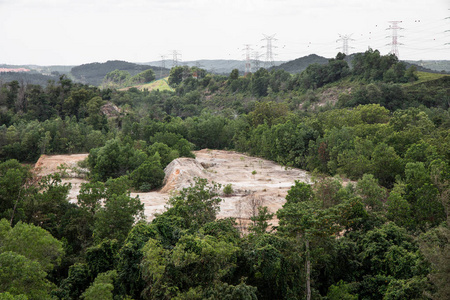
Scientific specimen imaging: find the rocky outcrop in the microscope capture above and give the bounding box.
[160,158,208,193]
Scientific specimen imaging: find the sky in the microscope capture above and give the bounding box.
[0,0,449,66]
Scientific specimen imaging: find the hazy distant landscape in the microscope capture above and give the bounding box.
[1,54,449,87]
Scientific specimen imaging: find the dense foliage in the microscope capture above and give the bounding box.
[0,49,449,299]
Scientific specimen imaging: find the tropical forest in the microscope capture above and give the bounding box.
[0,49,449,300]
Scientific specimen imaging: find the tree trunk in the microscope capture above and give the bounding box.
[306,239,311,300]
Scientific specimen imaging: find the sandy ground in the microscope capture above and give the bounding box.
[33,150,312,226]
[34,154,89,203]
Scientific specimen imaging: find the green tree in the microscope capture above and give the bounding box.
[370,142,403,188]
[25,173,71,237]
[0,160,32,224]
[86,96,106,130]
[147,142,179,167]
[229,69,239,80]
[77,182,106,215]
[88,139,147,181]
[130,153,165,191]
[116,222,158,299]
[129,69,156,85]
[356,174,387,211]
[163,178,222,230]
[102,70,131,88]
[0,252,54,300]
[0,219,64,272]
[327,280,358,300]
[168,66,190,87]
[248,101,288,127]
[249,206,274,234]
[85,239,120,278]
[357,223,429,299]
[81,270,117,300]
[203,282,257,300]
[386,182,413,228]
[277,186,342,300]
[418,221,450,300]
[58,263,92,300]
[285,180,314,204]
[93,193,144,243]
[141,232,240,299]
[0,292,28,300]
[252,68,270,97]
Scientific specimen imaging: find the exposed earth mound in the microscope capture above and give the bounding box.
[34,150,313,225]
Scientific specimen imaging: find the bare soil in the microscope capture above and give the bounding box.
[33,150,313,225]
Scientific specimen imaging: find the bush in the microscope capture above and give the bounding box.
[223,184,234,196]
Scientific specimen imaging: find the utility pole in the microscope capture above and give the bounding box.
[171,50,182,67]
[242,44,253,75]
[261,34,277,68]
[336,34,354,55]
[386,21,403,58]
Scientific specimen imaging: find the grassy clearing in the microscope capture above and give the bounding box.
[120,77,174,92]
[415,71,449,83]
[139,77,173,92]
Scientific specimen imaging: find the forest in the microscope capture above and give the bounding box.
[0,49,449,300]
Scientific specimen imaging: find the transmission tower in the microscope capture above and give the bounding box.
[386,21,403,58]
[261,34,277,68]
[336,34,355,55]
[253,51,263,70]
[242,44,253,75]
[160,55,166,78]
[171,50,182,67]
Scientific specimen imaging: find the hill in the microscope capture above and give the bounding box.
[405,60,450,73]
[270,54,329,73]
[71,60,169,86]
[0,71,60,86]
[141,59,285,74]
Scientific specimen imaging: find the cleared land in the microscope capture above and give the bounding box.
[33,150,313,226]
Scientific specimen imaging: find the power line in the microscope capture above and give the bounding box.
[261,34,277,68]
[446,9,450,45]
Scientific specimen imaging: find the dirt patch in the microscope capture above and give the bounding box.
[313,86,352,108]
[33,150,313,227]
[136,149,312,226]
[34,154,88,176]
[34,154,89,203]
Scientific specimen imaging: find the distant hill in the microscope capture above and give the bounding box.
[71,60,169,86]
[270,54,329,74]
[0,71,59,86]
[404,60,450,73]
[1,56,449,87]
[141,59,285,75]
[30,65,74,75]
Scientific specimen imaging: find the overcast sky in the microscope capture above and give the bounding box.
[0,0,449,66]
